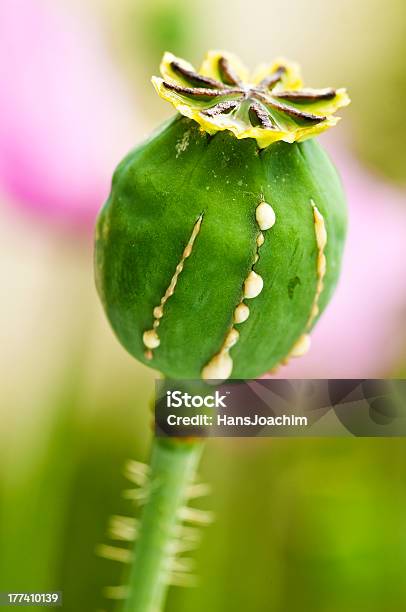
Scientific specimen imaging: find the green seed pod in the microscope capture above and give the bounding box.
[95,51,350,380]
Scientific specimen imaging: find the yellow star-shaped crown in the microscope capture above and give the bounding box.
[152,51,350,148]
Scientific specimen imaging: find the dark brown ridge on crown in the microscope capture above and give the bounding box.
[254,92,327,123]
[202,100,240,117]
[249,101,277,129]
[162,81,242,99]
[170,60,225,89]
[259,66,287,90]
[273,88,336,101]
[218,56,242,86]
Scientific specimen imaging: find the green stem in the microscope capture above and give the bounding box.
[123,437,204,612]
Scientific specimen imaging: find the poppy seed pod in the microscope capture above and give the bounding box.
[95,51,350,380]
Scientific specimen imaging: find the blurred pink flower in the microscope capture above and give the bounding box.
[0,0,138,230]
[276,142,406,378]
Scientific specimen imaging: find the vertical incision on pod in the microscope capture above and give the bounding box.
[201,200,276,381]
[288,200,327,359]
[143,214,203,359]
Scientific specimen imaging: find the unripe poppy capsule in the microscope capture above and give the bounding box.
[95,51,350,380]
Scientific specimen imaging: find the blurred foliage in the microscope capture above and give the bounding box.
[0,354,153,612]
[168,439,406,612]
[348,1,406,184]
[136,0,195,66]
[3,421,406,611]
[93,0,203,123]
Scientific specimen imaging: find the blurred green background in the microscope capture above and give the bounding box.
[1,0,406,611]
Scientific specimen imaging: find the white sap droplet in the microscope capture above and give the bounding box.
[201,352,233,381]
[234,303,250,324]
[318,253,326,277]
[142,214,203,357]
[153,306,163,319]
[200,205,273,382]
[224,328,239,350]
[244,271,263,299]
[290,334,311,357]
[143,329,160,349]
[256,202,276,231]
[305,201,328,332]
[256,232,265,247]
[313,206,327,249]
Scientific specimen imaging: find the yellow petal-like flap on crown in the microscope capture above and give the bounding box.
[152,51,350,148]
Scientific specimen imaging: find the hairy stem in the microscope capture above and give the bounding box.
[122,437,204,612]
